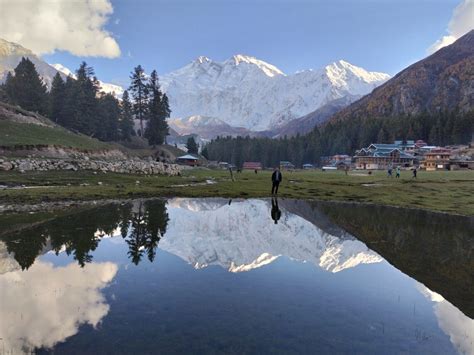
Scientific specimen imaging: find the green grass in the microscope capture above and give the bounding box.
[0,121,115,150]
[1,168,473,215]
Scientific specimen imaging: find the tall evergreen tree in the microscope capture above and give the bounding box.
[70,62,100,135]
[5,57,48,114]
[97,93,121,141]
[120,90,134,141]
[186,136,199,154]
[49,72,66,123]
[129,65,149,136]
[145,70,170,147]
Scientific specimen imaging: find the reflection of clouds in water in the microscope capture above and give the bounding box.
[0,261,117,353]
[418,284,474,355]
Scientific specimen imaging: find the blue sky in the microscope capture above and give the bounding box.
[36,0,462,87]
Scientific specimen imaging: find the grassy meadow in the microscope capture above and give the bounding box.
[1,168,473,215]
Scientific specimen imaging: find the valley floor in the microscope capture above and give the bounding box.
[1,169,473,216]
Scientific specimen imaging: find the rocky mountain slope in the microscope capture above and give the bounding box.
[330,30,474,123]
[168,115,253,139]
[161,55,390,132]
[267,94,361,137]
[0,38,60,88]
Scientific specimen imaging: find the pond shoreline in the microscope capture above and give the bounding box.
[1,169,473,215]
[1,195,471,218]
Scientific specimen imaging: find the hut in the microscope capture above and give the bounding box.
[176,154,199,166]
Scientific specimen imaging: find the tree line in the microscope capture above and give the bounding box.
[0,57,170,146]
[204,111,474,167]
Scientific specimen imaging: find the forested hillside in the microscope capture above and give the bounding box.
[0,58,170,147]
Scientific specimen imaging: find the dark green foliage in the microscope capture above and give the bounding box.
[70,62,100,135]
[96,93,121,141]
[1,201,169,269]
[205,111,474,167]
[201,146,209,159]
[4,57,48,114]
[49,72,65,123]
[129,65,149,136]
[144,70,170,147]
[119,90,134,141]
[186,136,199,154]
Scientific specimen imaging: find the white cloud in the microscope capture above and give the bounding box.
[0,0,121,58]
[0,261,118,353]
[428,0,474,53]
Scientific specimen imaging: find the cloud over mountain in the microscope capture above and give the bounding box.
[0,0,120,58]
[428,0,474,53]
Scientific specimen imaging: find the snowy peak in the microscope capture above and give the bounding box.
[225,54,285,77]
[195,56,211,64]
[160,55,390,131]
[51,63,75,78]
[325,60,390,85]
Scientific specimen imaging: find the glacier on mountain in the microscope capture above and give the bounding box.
[161,55,390,131]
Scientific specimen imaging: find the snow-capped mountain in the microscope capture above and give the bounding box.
[160,198,382,273]
[161,55,390,131]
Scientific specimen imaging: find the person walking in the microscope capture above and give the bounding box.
[271,167,283,195]
[412,166,417,179]
[396,166,401,178]
[387,166,393,178]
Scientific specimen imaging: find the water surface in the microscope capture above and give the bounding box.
[0,198,472,354]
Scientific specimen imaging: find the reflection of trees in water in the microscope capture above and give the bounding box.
[124,200,169,265]
[1,200,168,269]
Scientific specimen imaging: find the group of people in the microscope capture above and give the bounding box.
[387,166,418,179]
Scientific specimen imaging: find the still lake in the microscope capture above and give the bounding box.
[0,198,473,354]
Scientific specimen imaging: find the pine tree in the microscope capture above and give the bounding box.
[201,146,209,159]
[71,62,100,135]
[186,136,199,154]
[60,75,78,130]
[49,72,65,123]
[120,90,134,141]
[97,93,121,141]
[129,65,149,136]
[144,70,170,147]
[5,57,48,114]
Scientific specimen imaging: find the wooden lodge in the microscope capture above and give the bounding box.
[355,144,415,170]
[423,148,451,171]
[176,154,199,166]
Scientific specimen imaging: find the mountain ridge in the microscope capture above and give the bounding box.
[160,54,390,132]
[329,30,474,123]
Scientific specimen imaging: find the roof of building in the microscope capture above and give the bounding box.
[243,162,262,168]
[177,154,199,160]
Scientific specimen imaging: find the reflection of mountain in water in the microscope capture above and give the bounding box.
[161,198,381,273]
[311,201,474,319]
